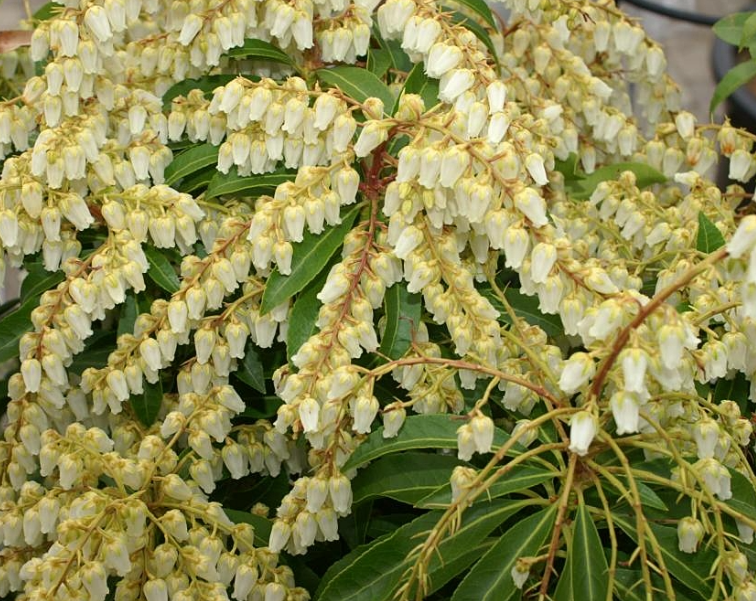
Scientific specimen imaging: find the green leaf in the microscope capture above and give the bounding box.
[205,167,296,200]
[144,247,181,294]
[237,343,266,393]
[162,74,236,110]
[21,262,64,302]
[226,39,294,66]
[743,13,756,49]
[400,63,440,113]
[68,331,114,374]
[612,513,715,599]
[696,212,726,254]
[480,286,564,338]
[316,66,395,112]
[726,469,756,523]
[373,28,413,73]
[0,299,36,363]
[448,0,497,28]
[131,379,163,426]
[378,283,421,360]
[316,499,531,601]
[713,372,749,415]
[164,144,219,187]
[33,1,59,21]
[714,12,751,45]
[554,154,581,182]
[417,465,554,508]
[554,501,609,601]
[351,452,463,505]
[117,295,139,338]
[367,48,392,78]
[571,162,666,200]
[224,509,272,546]
[176,167,215,194]
[710,60,756,115]
[260,204,361,314]
[343,414,511,472]
[452,504,558,601]
[286,279,323,361]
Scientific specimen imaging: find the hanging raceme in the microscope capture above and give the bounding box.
[1,0,756,599]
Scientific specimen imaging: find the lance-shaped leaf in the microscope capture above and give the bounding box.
[205,167,296,200]
[553,500,609,601]
[696,212,726,254]
[451,504,558,601]
[225,509,272,546]
[417,465,555,508]
[612,513,716,599]
[378,282,421,360]
[236,342,266,394]
[260,204,361,314]
[131,379,163,426]
[0,299,36,363]
[162,74,236,110]
[164,143,219,187]
[316,498,532,601]
[316,66,394,111]
[351,452,463,505]
[286,271,326,360]
[144,247,181,294]
[343,414,512,471]
[226,39,294,66]
[448,0,497,28]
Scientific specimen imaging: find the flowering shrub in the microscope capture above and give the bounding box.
[2,0,756,599]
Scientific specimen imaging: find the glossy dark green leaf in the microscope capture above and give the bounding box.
[205,167,296,200]
[351,452,463,505]
[367,48,392,78]
[68,331,114,374]
[226,39,294,66]
[714,12,751,45]
[164,143,219,187]
[696,212,726,254]
[612,513,715,599]
[711,60,756,114]
[316,499,530,601]
[417,465,554,508]
[343,414,511,471]
[144,247,181,294]
[378,283,421,360]
[554,501,609,601]
[224,509,272,546]
[372,28,413,73]
[316,66,394,112]
[33,1,59,21]
[176,167,215,194]
[20,262,64,302]
[452,504,558,601]
[260,204,361,314]
[713,372,749,414]
[237,342,266,393]
[726,469,756,522]
[162,74,236,110]
[117,295,139,338]
[480,286,564,337]
[400,63,440,113]
[448,0,497,28]
[0,299,35,363]
[131,379,163,426]
[286,279,323,361]
[571,162,666,200]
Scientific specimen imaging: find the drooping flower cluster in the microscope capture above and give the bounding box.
[0,0,756,598]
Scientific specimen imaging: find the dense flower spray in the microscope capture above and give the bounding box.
[0,0,755,599]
